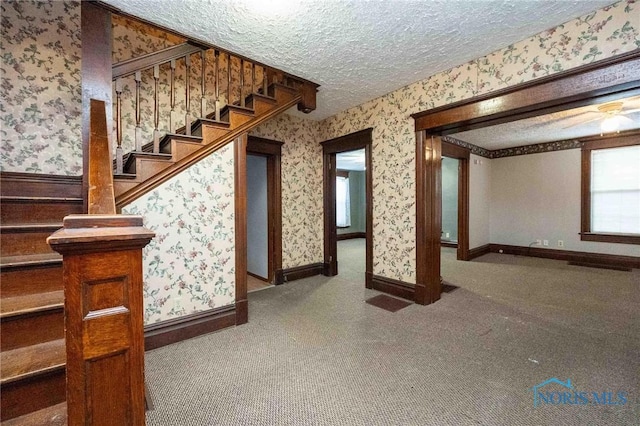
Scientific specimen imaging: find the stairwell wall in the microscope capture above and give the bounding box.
[319,0,640,284]
[1,0,82,176]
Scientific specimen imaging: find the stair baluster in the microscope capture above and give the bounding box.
[170,60,176,133]
[185,55,192,137]
[227,53,232,107]
[135,71,142,151]
[263,66,268,94]
[201,50,207,118]
[251,63,256,95]
[115,78,123,174]
[215,50,221,121]
[153,64,160,152]
[240,59,245,107]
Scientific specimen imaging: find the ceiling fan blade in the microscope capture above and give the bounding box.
[561,116,602,129]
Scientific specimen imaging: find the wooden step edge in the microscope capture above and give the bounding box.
[1,402,67,426]
[0,196,83,204]
[113,173,137,180]
[248,92,277,104]
[1,291,64,319]
[0,339,66,386]
[124,151,173,173]
[0,224,62,233]
[195,117,231,128]
[0,362,66,386]
[0,253,62,270]
[221,104,255,116]
[269,82,299,96]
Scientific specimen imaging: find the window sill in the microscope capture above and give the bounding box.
[580,233,640,245]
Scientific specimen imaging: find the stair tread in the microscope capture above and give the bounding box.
[1,339,65,385]
[0,196,82,203]
[1,402,67,426]
[194,117,231,127]
[1,291,64,319]
[221,104,255,114]
[1,223,62,231]
[0,253,62,268]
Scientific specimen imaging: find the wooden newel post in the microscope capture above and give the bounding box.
[47,215,154,425]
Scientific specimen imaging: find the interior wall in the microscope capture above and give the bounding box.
[490,149,639,256]
[441,157,459,242]
[319,1,637,282]
[337,170,366,235]
[1,0,82,175]
[246,154,268,279]
[122,144,236,324]
[469,154,492,249]
[250,113,323,269]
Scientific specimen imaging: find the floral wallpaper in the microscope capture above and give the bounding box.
[320,0,640,284]
[1,0,82,175]
[113,16,263,156]
[122,144,236,324]
[250,114,324,269]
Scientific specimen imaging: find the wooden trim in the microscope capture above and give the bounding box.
[322,129,374,283]
[415,132,442,305]
[336,170,349,178]
[0,172,83,198]
[370,275,415,301]
[247,136,283,284]
[144,305,236,350]
[247,271,269,282]
[337,232,366,241]
[113,43,202,79]
[441,141,470,261]
[489,244,639,269]
[440,241,458,248]
[234,135,248,325]
[412,51,640,133]
[82,2,112,211]
[467,244,491,260]
[281,263,325,282]
[581,133,639,245]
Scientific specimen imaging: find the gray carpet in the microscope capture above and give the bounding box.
[145,241,639,425]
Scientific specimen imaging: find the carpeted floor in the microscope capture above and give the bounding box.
[145,241,639,425]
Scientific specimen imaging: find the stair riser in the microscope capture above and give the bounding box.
[1,201,83,225]
[0,369,66,421]
[1,231,57,257]
[1,231,58,257]
[201,126,230,143]
[1,309,64,351]
[221,110,253,128]
[0,264,63,298]
[170,141,202,159]
[133,158,175,182]
[250,97,277,115]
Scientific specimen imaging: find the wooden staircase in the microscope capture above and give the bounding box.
[0,174,83,423]
[113,84,302,208]
[0,11,318,422]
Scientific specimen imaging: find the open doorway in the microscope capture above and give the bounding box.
[246,136,283,292]
[441,141,469,261]
[321,129,373,287]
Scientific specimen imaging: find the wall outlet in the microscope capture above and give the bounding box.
[535,239,542,246]
[543,240,549,247]
[558,240,564,248]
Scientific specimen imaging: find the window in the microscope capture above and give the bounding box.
[336,174,351,228]
[581,135,640,245]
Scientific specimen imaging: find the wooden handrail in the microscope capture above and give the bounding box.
[112,42,202,80]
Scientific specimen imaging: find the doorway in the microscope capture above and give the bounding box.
[321,129,373,287]
[441,141,469,261]
[246,136,283,291]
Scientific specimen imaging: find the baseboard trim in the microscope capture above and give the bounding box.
[468,244,491,260]
[441,241,458,248]
[336,232,366,241]
[282,262,325,282]
[144,305,236,351]
[489,244,639,269]
[370,275,415,301]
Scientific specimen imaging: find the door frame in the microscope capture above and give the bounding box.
[247,136,283,285]
[412,51,640,306]
[441,141,470,261]
[321,128,373,288]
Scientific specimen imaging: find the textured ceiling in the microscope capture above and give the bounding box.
[102,0,615,121]
[451,94,640,150]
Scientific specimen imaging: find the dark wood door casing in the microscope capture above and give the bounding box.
[321,128,373,287]
[441,141,470,261]
[412,51,640,306]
